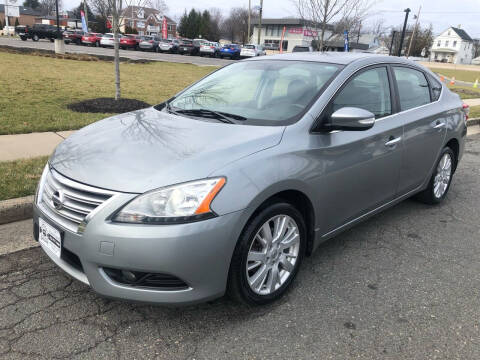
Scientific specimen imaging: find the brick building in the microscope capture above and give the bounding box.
[0,5,41,27]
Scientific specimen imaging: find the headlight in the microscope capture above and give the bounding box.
[35,163,49,205]
[112,177,226,224]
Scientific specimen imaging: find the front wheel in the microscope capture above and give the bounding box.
[227,202,306,305]
[32,34,39,41]
[20,36,27,41]
[415,147,455,204]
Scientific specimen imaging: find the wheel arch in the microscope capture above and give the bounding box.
[237,183,317,256]
[445,137,459,172]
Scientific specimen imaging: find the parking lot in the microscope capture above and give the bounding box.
[0,37,235,66]
[0,132,478,359]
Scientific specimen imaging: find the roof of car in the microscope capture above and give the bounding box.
[246,52,416,66]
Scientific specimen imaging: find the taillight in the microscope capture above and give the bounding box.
[462,103,470,121]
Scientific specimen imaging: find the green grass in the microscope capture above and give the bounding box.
[0,51,216,135]
[447,84,480,99]
[429,68,480,83]
[470,105,480,119]
[0,156,48,201]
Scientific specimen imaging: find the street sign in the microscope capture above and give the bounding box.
[6,6,20,17]
[6,0,20,6]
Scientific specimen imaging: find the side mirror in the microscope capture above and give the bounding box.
[323,107,375,131]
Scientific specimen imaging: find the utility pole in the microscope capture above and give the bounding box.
[406,6,421,58]
[389,30,396,56]
[247,0,251,44]
[397,8,410,57]
[55,0,60,38]
[257,0,263,46]
[4,0,9,34]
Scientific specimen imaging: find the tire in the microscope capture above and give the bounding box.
[20,36,27,41]
[32,34,39,41]
[415,147,455,205]
[227,202,306,305]
[49,38,54,43]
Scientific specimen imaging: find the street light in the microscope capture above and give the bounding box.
[397,8,411,57]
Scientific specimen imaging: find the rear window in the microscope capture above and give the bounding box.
[244,45,255,49]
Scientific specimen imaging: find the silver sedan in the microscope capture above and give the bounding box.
[34,53,466,305]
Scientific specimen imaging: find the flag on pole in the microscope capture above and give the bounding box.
[162,17,168,39]
[106,19,112,29]
[80,10,88,32]
[344,30,349,52]
[279,26,286,53]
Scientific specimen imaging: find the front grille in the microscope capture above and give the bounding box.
[39,168,117,233]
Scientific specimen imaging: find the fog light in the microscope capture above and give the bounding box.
[121,270,137,282]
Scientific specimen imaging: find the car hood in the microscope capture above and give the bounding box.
[50,107,284,193]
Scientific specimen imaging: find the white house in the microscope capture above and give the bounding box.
[430,26,474,64]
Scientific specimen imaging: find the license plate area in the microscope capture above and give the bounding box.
[39,218,63,258]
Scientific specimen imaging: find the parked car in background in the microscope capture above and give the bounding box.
[292,45,314,52]
[63,29,84,45]
[100,33,118,47]
[240,44,266,58]
[120,34,139,50]
[81,33,103,46]
[178,39,195,55]
[220,44,241,59]
[33,53,466,306]
[158,39,180,53]
[264,43,280,51]
[192,39,208,56]
[16,24,58,42]
[138,36,161,52]
[199,42,221,57]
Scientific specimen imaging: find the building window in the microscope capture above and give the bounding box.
[453,40,457,47]
[437,40,441,46]
[447,31,450,35]
[266,25,282,37]
[445,40,449,47]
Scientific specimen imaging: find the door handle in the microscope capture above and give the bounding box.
[433,121,446,129]
[385,136,402,147]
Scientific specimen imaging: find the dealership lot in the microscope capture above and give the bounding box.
[0,133,479,359]
[0,37,234,66]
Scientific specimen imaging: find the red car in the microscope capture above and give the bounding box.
[81,33,103,47]
[63,30,84,45]
[120,34,139,50]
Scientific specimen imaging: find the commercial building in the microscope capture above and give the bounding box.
[0,4,41,27]
[117,6,176,37]
[251,18,333,52]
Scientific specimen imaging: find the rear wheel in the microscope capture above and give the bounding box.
[416,147,455,204]
[20,36,27,41]
[32,34,39,41]
[227,202,306,305]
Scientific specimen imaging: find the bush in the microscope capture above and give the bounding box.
[124,26,138,35]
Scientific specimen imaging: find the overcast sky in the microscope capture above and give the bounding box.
[64,0,480,38]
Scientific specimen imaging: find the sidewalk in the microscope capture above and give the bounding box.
[0,131,75,162]
[464,98,480,107]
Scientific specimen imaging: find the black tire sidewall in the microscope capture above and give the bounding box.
[229,202,306,305]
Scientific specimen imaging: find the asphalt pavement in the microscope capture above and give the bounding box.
[1,134,480,359]
[0,37,234,67]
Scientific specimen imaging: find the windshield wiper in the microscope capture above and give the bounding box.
[169,107,248,123]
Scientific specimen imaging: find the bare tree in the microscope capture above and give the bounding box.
[39,0,62,15]
[146,0,167,14]
[91,0,150,100]
[221,7,257,44]
[294,0,374,50]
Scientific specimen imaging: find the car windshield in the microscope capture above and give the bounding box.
[244,45,255,49]
[166,61,341,125]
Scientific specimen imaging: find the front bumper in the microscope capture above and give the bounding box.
[33,194,244,305]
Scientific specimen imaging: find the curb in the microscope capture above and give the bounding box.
[0,196,34,225]
[0,44,152,63]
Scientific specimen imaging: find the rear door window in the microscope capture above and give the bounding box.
[393,67,431,111]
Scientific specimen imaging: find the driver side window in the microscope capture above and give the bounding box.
[331,67,392,119]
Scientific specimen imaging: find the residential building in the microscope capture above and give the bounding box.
[0,5,41,27]
[117,6,176,37]
[429,26,474,64]
[251,18,333,52]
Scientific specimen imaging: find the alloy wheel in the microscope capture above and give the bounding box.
[246,215,300,295]
[433,152,452,198]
